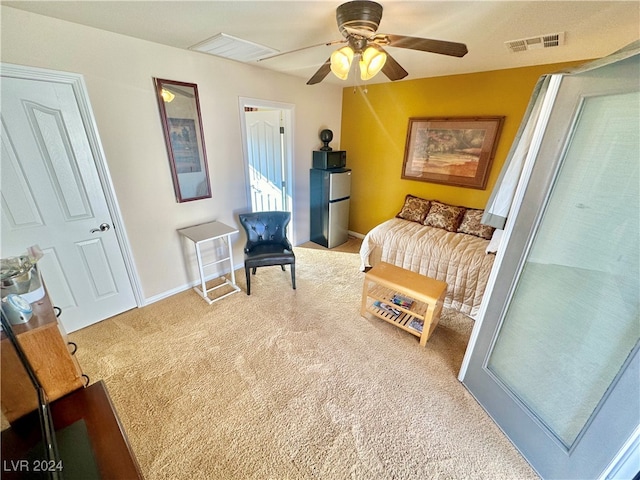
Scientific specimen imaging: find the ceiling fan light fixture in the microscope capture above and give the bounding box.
[359,45,386,80]
[330,46,355,80]
[306,0,468,85]
[160,88,175,103]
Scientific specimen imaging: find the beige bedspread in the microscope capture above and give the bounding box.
[359,218,495,317]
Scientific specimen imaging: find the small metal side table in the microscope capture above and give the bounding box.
[177,221,241,304]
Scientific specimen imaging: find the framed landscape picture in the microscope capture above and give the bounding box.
[167,118,202,174]
[401,116,504,189]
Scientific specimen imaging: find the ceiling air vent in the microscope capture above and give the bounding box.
[189,33,278,62]
[505,32,565,53]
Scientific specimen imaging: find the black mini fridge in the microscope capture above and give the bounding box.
[310,168,351,248]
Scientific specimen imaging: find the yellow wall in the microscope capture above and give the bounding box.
[341,61,586,235]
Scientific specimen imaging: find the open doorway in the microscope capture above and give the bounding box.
[238,98,295,242]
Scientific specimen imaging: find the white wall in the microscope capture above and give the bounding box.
[1,6,343,302]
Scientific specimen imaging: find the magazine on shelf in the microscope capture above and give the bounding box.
[391,293,414,309]
[409,318,424,333]
[373,300,401,316]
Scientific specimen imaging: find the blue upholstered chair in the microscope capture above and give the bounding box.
[238,211,296,295]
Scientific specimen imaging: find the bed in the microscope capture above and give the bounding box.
[359,195,498,318]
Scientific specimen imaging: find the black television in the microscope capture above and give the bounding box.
[1,310,100,480]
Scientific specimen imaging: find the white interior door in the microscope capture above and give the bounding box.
[1,70,137,333]
[244,109,286,212]
[460,53,639,478]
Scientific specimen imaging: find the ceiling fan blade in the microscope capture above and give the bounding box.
[307,58,332,85]
[259,40,345,62]
[380,49,408,81]
[379,34,468,57]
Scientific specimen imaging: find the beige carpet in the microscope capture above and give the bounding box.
[70,245,537,479]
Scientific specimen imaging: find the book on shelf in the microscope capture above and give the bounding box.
[373,300,401,317]
[391,293,414,309]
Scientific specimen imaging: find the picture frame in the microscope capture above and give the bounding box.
[154,78,211,202]
[167,118,201,174]
[401,116,504,189]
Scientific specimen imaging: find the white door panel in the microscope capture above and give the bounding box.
[37,247,78,310]
[1,121,44,228]
[1,73,136,332]
[245,110,285,212]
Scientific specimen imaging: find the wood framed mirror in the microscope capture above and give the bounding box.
[154,78,211,202]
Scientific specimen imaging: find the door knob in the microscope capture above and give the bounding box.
[90,223,111,233]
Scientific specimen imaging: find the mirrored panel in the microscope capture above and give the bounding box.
[154,78,211,202]
[487,90,640,448]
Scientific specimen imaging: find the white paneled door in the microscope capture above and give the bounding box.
[244,109,287,212]
[1,68,137,333]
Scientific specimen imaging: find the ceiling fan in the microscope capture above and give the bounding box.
[262,1,468,85]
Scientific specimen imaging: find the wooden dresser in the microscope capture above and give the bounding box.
[1,291,143,479]
[1,291,85,422]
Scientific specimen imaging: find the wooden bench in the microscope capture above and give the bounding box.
[361,262,447,346]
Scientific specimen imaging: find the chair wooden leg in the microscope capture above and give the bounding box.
[280,265,285,271]
[245,265,251,295]
[291,262,296,290]
[252,267,257,275]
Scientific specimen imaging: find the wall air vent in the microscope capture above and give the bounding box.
[189,33,278,62]
[505,32,565,53]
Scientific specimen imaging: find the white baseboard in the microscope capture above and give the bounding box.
[142,233,363,306]
[141,230,364,307]
[142,261,245,306]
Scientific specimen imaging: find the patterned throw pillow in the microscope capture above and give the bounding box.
[396,194,431,223]
[423,201,466,232]
[457,209,495,240]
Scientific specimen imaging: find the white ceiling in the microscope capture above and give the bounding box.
[4,1,639,85]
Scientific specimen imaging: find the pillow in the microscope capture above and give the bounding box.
[396,194,431,223]
[423,201,466,232]
[486,229,504,254]
[457,209,495,240]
